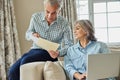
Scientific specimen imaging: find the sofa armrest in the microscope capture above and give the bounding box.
[20,62,45,80]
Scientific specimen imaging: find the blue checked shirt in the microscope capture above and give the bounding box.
[64,41,116,80]
[26,12,73,56]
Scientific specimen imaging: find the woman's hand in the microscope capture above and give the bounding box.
[74,72,87,80]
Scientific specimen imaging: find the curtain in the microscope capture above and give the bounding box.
[61,0,77,42]
[0,0,21,80]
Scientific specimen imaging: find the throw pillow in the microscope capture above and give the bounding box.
[44,61,66,80]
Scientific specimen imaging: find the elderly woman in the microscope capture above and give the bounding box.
[64,20,116,80]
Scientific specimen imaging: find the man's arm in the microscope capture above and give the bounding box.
[25,15,40,41]
[58,22,73,56]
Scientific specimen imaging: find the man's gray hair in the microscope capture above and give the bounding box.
[44,0,63,10]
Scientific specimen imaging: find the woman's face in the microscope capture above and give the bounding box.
[73,24,87,40]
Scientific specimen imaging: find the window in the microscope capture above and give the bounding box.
[76,0,89,20]
[76,0,120,45]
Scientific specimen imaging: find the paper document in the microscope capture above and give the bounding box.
[35,38,60,51]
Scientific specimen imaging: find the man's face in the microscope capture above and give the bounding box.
[44,3,59,24]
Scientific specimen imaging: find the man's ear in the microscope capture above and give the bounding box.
[57,9,61,14]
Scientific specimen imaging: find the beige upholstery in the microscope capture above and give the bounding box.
[20,62,45,80]
[20,61,69,80]
[44,61,66,80]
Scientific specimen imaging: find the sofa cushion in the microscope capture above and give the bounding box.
[20,62,45,80]
[44,61,66,80]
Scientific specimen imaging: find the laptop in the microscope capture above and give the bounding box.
[87,52,120,80]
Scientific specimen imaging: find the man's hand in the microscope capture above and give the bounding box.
[48,50,59,59]
[32,32,40,38]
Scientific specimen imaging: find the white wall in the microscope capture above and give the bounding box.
[13,0,44,54]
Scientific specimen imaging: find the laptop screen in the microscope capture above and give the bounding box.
[87,53,120,80]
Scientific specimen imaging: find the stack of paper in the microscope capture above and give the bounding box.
[35,38,60,51]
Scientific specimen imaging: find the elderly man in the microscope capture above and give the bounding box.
[8,0,73,80]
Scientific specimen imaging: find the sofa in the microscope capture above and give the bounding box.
[20,48,120,80]
[20,58,70,80]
